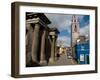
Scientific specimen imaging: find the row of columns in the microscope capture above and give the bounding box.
[26,21,58,65]
[30,23,47,65]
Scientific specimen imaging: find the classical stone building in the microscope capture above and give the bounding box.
[26,12,59,67]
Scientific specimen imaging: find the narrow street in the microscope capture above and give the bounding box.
[48,53,77,66]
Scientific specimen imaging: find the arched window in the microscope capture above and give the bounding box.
[74,25,77,32]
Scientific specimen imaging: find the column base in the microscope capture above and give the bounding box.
[49,58,55,64]
[39,60,47,65]
[32,59,39,64]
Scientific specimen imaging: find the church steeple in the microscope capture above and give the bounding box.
[71,15,79,33]
[72,15,79,23]
[71,15,80,47]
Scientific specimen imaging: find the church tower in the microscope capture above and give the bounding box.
[71,15,80,47]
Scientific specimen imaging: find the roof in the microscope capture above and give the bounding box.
[50,28,60,34]
[26,12,51,24]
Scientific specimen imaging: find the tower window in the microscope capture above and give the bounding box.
[74,25,77,32]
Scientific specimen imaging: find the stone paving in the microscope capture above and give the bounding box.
[48,53,77,66]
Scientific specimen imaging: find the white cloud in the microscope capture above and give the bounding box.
[44,13,89,47]
[79,24,89,37]
[45,13,72,32]
[45,13,85,33]
[57,36,71,47]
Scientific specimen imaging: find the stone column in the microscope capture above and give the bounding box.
[49,35,56,63]
[40,30,47,65]
[32,23,40,63]
[26,23,33,65]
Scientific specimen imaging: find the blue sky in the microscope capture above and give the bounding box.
[45,13,89,47]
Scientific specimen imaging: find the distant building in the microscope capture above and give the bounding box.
[66,47,72,53]
[56,46,67,55]
[77,35,86,43]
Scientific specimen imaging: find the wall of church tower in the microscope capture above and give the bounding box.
[71,15,80,47]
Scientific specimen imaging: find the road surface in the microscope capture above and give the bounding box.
[48,53,77,66]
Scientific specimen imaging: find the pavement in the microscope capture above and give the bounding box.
[48,53,77,66]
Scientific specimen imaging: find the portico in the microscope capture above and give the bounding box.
[26,13,59,66]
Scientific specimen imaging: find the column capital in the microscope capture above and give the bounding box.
[26,18,39,24]
[26,23,31,30]
[51,35,56,39]
[34,23,40,30]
